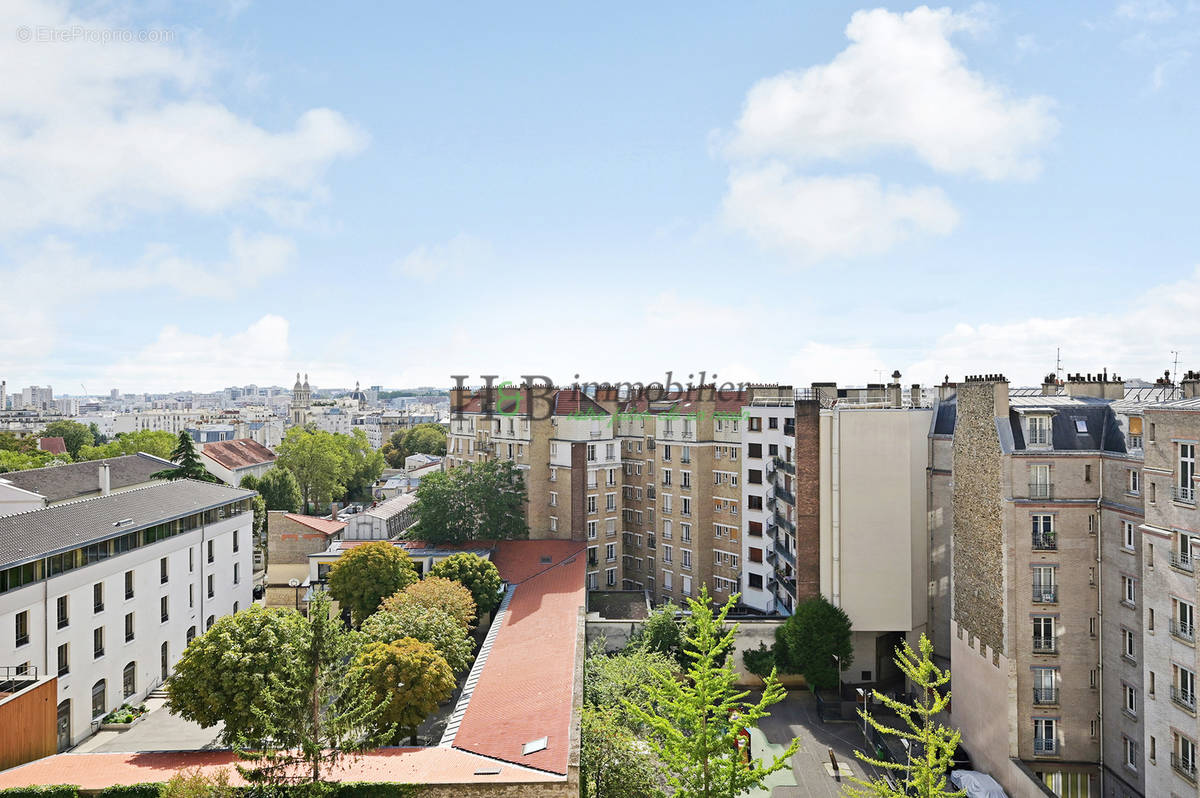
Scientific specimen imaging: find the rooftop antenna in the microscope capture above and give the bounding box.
[1172,350,1181,385]
[1055,348,1062,383]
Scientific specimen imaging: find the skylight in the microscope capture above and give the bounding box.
[1074,418,1088,434]
[522,736,548,755]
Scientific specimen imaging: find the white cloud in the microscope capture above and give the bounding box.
[395,234,492,283]
[727,6,1058,181]
[723,164,959,260]
[100,315,293,392]
[0,0,367,234]
[1115,0,1177,23]
[134,230,296,296]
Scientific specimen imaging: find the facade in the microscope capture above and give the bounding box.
[0,480,255,748]
[200,438,277,485]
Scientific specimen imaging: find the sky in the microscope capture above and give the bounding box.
[1,0,1198,394]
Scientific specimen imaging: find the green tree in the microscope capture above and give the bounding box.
[167,593,389,784]
[77,430,177,460]
[844,635,964,798]
[382,576,477,631]
[0,432,40,454]
[88,423,108,446]
[630,602,683,661]
[327,541,419,626]
[403,424,447,457]
[152,431,219,482]
[626,587,799,798]
[0,448,68,473]
[581,705,659,798]
[350,637,455,744]
[276,427,346,513]
[585,643,677,733]
[429,552,503,616]
[255,467,303,512]
[775,595,853,690]
[361,605,474,674]
[250,495,267,546]
[409,460,529,544]
[37,420,95,458]
[336,428,385,502]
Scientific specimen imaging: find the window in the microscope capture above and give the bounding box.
[1174,599,1195,640]
[1033,717,1056,754]
[1176,733,1197,779]
[93,582,104,613]
[587,495,597,514]
[768,416,778,429]
[606,543,616,562]
[681,446,691,464]
[160,557,169,584]
[587,572,599,590]
[124,612,134,642]
[232,530,239,553]
[206,615,215,630]
[207,574,214,599]
[124,570,134,599]
[748,495,763,510]
[57,643,69,676]
[748,573,763,589]
[1181,443,1197,502]
[549,467,557,482]
[662,468,672,486]
[681,549,692,570]
[681,575,692,596]
[681,497,691,517]
[662,444,672,462]
[93,626,105,659]
[749,547,763,564]
[606,568,616,587]
[663,544,673,564]
[748,443,762,458]
[1032,566,1056,603]
[1123,521,1136,550]
[1032,514,1055,549]
[1033,616,1055,652]
[207,540,214,563]
[586,444,596,462]
[233,563,240,585]
[187,626,196,644]
[749,469,762,485]
[1028,415,1049,445]
[681,523,692,543]
[1123,628,1136,660]
[1033,668,1056,704]
[14,610,29,647]
[1176,665,1196,709]
[1029,464,1051,498]
[188,548,194,573]
[1129,469,1140,495]
[1084,464,1092,482]
[160,596,169,623]
[1125,737,1138,770]
[91,679,107,720]
[123,662,136,698]
[56,595,69,629]
[1074,417,1088,434]
[189,584,194,608]
[1124,683,1136,716]
[681,470,691,489]
[587,521,597,539]
[748,417,762,432]
[663,571,673,591]
[663,494,673,513]
[549,491,557,507]
[606,493,616,511]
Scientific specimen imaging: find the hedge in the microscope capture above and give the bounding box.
[98,786,163,798]
[0,787,78,798]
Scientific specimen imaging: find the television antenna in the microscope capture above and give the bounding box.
[1172,351,1181,385]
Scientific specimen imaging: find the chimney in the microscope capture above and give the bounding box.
[811,382,838,405]
[910,384,922,406]
[98,463,111,496]
[1183,370,1200,399]
[889,370,903,408]
[1064,369,1125,401]
[937,375,955,402]
[1041,372,1060,396]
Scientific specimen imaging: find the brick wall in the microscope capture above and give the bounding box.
[793,400,820,602]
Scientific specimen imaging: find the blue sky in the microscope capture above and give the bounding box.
[2,0,1198,393]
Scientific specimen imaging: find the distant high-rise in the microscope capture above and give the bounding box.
[0,380,6,411]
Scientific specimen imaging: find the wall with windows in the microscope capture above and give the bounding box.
[0,508,252,747]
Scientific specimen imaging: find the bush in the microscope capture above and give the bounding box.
[742,643,776,680]
[101,703,147,724]
[98,786,162,798]
[0,787,78,798]
[328,784,417,798]
[774,595,852,690]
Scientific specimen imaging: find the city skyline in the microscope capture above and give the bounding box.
[2,1,1198,391]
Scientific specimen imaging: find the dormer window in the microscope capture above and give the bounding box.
[1028,415,1050,446]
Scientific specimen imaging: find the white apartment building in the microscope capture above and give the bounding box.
[0,480,254,750]
[740,400,797,615]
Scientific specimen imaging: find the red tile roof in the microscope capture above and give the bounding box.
[283,514,347,536]
[450,540,586,775]
[36,437,67,455]
[0,749,560,789]
[201,438,276,471]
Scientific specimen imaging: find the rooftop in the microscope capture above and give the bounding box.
[281,513,346,537]
[0,453,176,505]
[200,438,276,471]
[0,480,255,568]
[364,492,417,520]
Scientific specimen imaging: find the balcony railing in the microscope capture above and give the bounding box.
[773,456,796,475]
[1032,533,1057,551]
[1028,482,1055,500]
[1174,485,1198,504]
[1171,551,1195,573]
[774,540,796,568]
[775,486,796,505]
[1033,687,1059,705]
[773,511,796,535]
[1173,753,1198,783]
[1033,636,1057,654]
[1033,738,1058,756]
[1171,686,1197,712]
[1171,619,1196,643]
[1032,585,1058,603]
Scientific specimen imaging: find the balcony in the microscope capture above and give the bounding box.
[1032,585,1058,604]
[1032,533,1057,551]
[773,511,796,535]
[1033,636,1057,654]
[774,540,796,568]
[1170,551,1195,573]
[1028,482,1055,500]
[1033,738,1058,756]
[1172,753,1198,783]
[1171,686,1197,712]
[1174,485,1197,504]
[1033,687,1059,705]
[1171,619,1196,643]
[773,456,795,476]
[775,486,796,505]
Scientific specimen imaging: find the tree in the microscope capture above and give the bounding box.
[37,420,94,458]
[585,643,677,732]
[429,552,503,616]
[0,432,40,454]
[336,428,385,502]
[630,602,683,661]
[361,605,474,674]
[581,705,659,798]
[327,541,419,626]
[350,637,455,744]
[625,587,799,798]
[382,577,477,631]
[844,634,964,798]
[167,593,389,784]
[88,423,108,446]
[77,430,177,460]
[276,427,346,513]
[256,467,303,512]
[408,460,529,544]
[0,448,68,473]
[403,423,447,457]
[774,595,853,690]
[152,431,219,482]
[250,495,267,545]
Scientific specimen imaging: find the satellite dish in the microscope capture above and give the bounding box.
[288,578,300,588]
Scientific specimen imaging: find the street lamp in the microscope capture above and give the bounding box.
[856,687,870,744]
[288,578,300,611]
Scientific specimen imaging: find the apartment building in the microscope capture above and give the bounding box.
[0,480,254,750]
[1138,374,1200,798]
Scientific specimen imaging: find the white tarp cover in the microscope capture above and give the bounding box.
[950,770,1009,798]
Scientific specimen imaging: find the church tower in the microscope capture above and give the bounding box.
[291,372,312,426]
